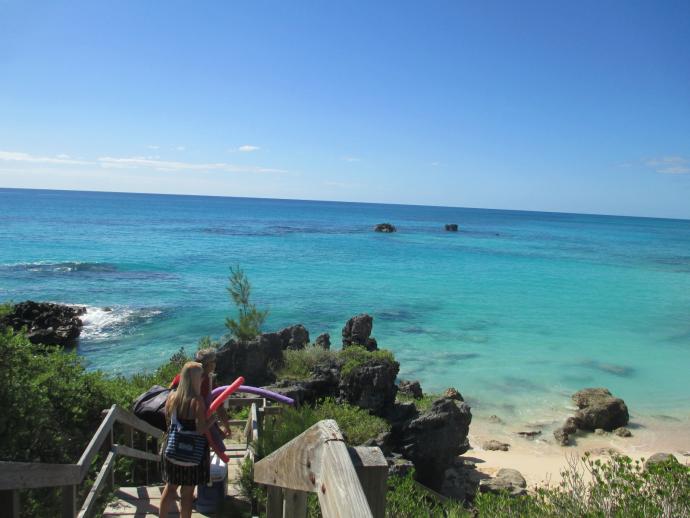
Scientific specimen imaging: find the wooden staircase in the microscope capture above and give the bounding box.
[102,440,248,517]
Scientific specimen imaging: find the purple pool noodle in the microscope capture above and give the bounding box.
[211,384,295,405]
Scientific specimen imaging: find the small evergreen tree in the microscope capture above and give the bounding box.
[225,265,268,341]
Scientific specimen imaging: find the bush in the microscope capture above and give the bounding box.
[396,392,440,412]
[277,345,339,380]
[339,345,396,377]
[313,398,389,445]
[225,265,268,341]
[387,470,469,518]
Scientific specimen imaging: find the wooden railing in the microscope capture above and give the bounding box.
[0,404,164,518]
[253,420,388,518]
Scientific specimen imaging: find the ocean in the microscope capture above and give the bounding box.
[2,188,689,424]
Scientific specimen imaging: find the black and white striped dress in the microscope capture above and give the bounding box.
[161,417,210,486]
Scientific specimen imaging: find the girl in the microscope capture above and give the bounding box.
[159,361,217,518]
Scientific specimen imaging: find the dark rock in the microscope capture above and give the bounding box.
[483,440,510,451]
[216,333,283,386]
[572,388,629,431]
[563,416,580,434]
[0,301,86,348]
[554,427,571,446]
[443,387,464,401]
[342,313,376,349]
[444,224,459,232]
[398,380,423,399]
[398,397,472,490]
[441,458,481,501]
[361,431,393,456]
[614,427,632,437]
[516,430,541,438]
[262,360,341,405]
[374,223,397,233]
[314,333,331,350]
[595,428,607,436]
[278,324,310,350]
[386,453,415,478]
[644,453,679,471]
[365,337,378,351]
[339,357,399,416]
[479,468,527,497]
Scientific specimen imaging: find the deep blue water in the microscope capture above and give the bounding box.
[2,188,689,422]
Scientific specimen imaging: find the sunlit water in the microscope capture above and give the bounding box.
[2,188,689,425]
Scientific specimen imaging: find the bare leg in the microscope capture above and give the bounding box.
[180,485,195,518]
[159,483,178,518]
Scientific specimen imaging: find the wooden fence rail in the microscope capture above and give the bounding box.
[0,404,164,518]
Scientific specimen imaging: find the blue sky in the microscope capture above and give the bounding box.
[1,1,689,218]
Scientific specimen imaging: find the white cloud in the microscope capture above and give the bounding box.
[645,156,690,175]
[97,156,286,174]
[342,156,360,162]
[237,145,260,152]
[0,150,90,165]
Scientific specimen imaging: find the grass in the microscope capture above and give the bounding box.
[277,345,338,380]
[396,392,440,412]
[339,345,397,377]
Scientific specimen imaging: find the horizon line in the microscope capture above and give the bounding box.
[1,185,688,223]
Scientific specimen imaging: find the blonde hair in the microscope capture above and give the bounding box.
[195,348,217,365]
[170,361,203,418]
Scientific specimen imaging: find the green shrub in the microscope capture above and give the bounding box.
[313,398,389,445]
[0,301,13,319]
[339,345,396,377]
[387,470,469,518]
[396,392,440,413]
[277,345,339,380]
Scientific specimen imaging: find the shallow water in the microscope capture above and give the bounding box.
[2,188,689,422]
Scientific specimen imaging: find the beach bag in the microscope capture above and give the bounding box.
[164,410,208,466]
[132,385,170,431]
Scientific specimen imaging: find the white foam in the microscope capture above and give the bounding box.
[81,305,162,340]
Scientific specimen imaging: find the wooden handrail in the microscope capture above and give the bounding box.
[0,404,165,518]
[253,420,387,518]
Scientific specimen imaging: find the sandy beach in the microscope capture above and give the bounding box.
[466,414,690,488]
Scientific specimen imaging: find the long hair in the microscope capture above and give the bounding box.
[170,361,203,418]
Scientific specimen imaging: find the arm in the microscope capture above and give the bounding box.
[217,405,232,437]
[193,397,217,434]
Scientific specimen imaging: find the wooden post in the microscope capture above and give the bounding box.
[0,489,20,518]
[348,447,388,518]
[282,489,307,518]
[62,485,77,518]
[266,486,283,518]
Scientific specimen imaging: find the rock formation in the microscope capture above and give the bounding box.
[554,388,629,446]
[445,224,459,231]
[277,324,310,350]
[479,468,527,496]
[374,223,397,233]
[216,333,284,386]
[0,300,86,348]
[342,313,378,350]
[314,332,331,349]
[398,380,423,399]
[338,356,399,416]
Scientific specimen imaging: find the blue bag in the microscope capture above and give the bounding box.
[164,410,207,466]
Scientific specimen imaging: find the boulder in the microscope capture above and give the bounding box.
[440,458,481,501]
[398,380,423,399]
[479,468,527,497]
[554,427,571,446]
[374,223,397,233]
[339,357,399,416]
[483,440,510,451]
[644,453,679,471]
[278,324,310,350]
[572,388,629,431]
[216,333,283,386]
[614,427,632,438]
[443,387,464,401]
[314,333,331,350]
[342,313,377,350]
[262,360,341,405]
[0,300,86,348]
[361,431,393,456]
[386,453,415,478]
[398,397,472,489]
[444,224,459,232]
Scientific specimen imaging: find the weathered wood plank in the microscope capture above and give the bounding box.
[62,484,77,518]
[348,447,387,518]
[115,444,160,463]
[317,440,373,518]
[77,451,116,518]
[0,489,20,518]
[254,419,343,492]
[266,486,283,518]
[0,462,81,489]
[112,406,165,439]
[76,405,118,479]
[283,489,307,518]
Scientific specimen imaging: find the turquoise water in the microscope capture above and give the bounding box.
[2,188,689,422]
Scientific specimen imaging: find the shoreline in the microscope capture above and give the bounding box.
[467,413,690,488]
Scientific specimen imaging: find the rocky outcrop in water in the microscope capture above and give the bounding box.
[314,332,331,349]
[445,224,458,231]
[374,223,396,233]
[277,324,310,350]
[0,301,86,348]
[342,313,378,350]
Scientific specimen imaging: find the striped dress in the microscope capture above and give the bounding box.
[161,416,210,486]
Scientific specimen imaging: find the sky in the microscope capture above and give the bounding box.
[1,1,689,218]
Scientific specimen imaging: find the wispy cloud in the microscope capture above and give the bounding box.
[0,150,287,175]
[342,156,360,162]
[237,145,260,152]
[146,145,160,150]
[175,146,186,151]
[0,150,89,165]
[645,156,690,175]
[98,156,286,174]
